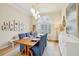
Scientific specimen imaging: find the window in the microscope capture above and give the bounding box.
[36,16,52,34]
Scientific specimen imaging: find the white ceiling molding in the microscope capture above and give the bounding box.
[37,3,67,14]
[8,3,67,16]
[8,3,32,16]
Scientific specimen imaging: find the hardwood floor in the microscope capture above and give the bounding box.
[17,41,61,56]
[0,40,61,56]
[0,44,19,56]
[43,41,61,56]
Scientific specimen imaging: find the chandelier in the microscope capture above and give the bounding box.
[30,7,40,20]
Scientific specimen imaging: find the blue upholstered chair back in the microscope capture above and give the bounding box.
[18,33,26,39]
[33,32,37,37]
[44,34,48,47]
[39,34,47,55]
[29,32,33,35]
[31,34,48,56]
[29,32,37,37]
[25,33,30,37]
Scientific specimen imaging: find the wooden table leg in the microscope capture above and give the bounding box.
[24,45,30,56]
[24,45,26,55]
[27,46,29,56]
[24,45,33,56]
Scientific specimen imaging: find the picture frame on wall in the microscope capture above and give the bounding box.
[2,21,9,31]
[6,21,9,31]
[1,26,4,30]
[66,3,77,37]
[3,21,5,26]
[1,20,24,31]
[19,21,24,31]
[14,20,20,31]
[10,20,14,31]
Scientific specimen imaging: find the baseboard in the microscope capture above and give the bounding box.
[48,40,59,43]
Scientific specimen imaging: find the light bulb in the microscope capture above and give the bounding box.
[38,15,40,18]
[36,10,39,14]
[30,8,35,14]
[35,16,38,19]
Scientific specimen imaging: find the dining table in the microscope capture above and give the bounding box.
[15,37,40,56]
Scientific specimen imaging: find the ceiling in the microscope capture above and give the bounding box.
[9,3,67,15]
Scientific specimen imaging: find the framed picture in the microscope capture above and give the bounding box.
[1,26,4,30]
[19,22,24,31]
[14,20,20,31]
[1,20,24,31]
[66,3,77,36]
[2,21,9,31]
[10,20,14,31]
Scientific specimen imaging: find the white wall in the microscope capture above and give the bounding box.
[0,4,32,46]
